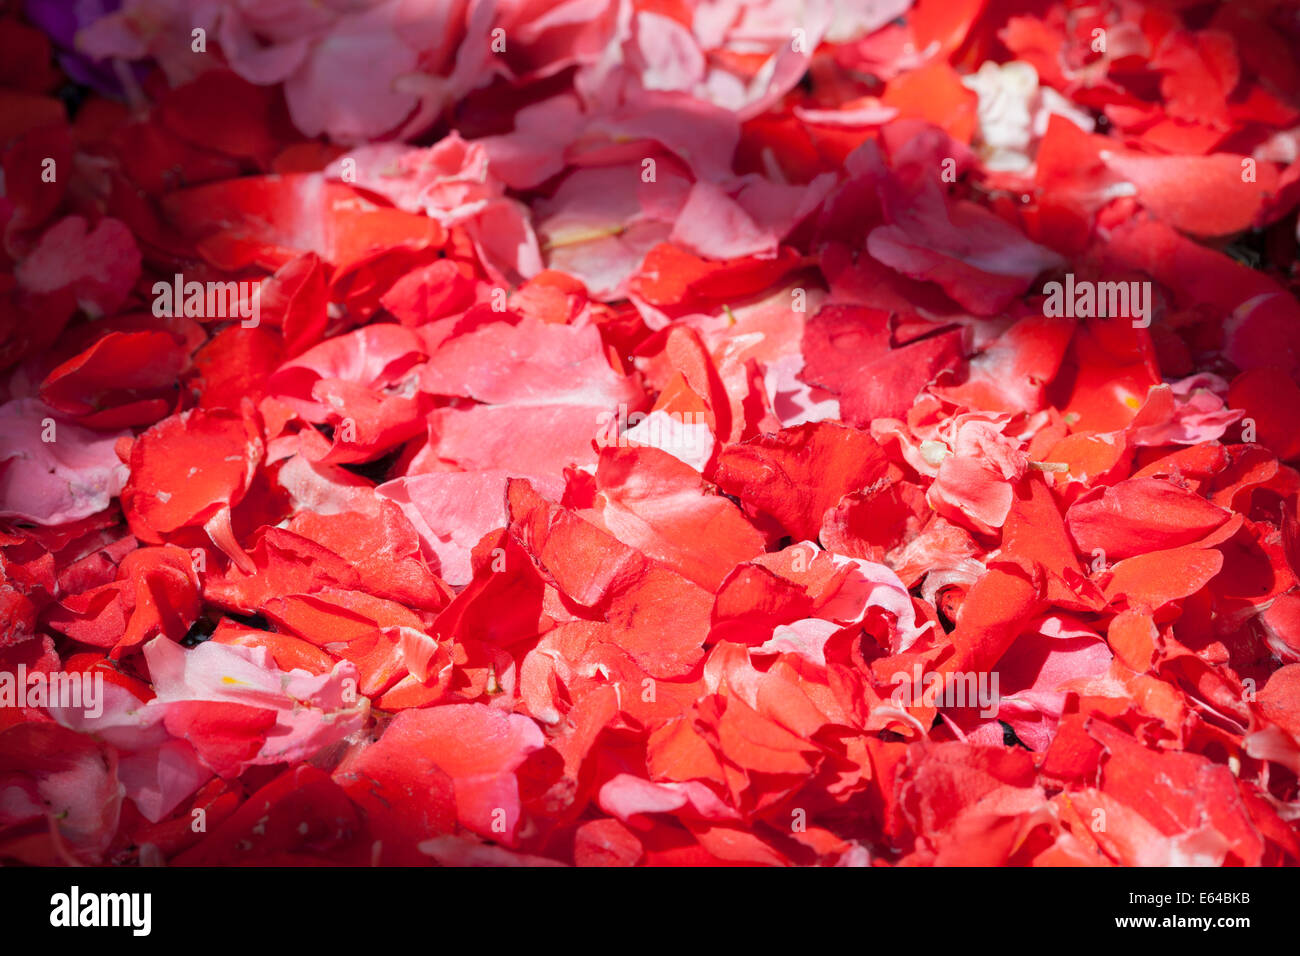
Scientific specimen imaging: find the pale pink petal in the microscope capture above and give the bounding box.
[0,399,130,526]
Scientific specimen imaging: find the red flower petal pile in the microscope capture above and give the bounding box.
[2,0,1300,867]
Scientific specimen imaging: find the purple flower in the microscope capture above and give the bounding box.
[23,0,143,97]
